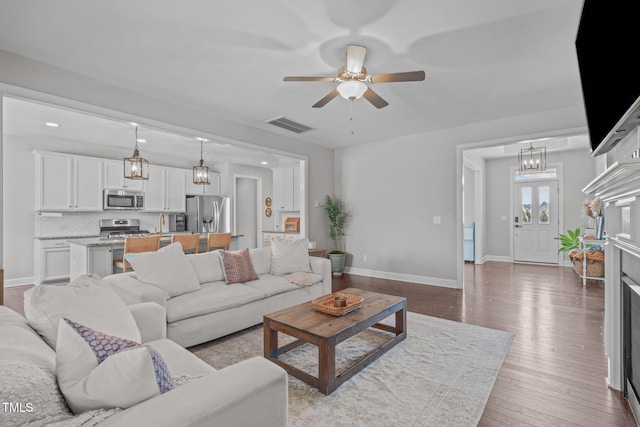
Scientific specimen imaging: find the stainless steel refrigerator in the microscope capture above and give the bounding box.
[186,195,231,235]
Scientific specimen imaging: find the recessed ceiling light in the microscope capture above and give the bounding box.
[136,138,147,143]
[261,161,268,165]
[45,122,60,127]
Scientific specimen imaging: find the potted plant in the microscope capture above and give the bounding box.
[324,195,349,275]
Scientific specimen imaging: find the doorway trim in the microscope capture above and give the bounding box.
[232,174,262,248]
[456,126,587,288]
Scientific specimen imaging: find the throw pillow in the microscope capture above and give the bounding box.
[56,318,173,414]
[270,237,312,275]
[186,250,225,283]
[23,274,141,349]
[125,242,201,298]
[220,249,259,284]
[249,247,272,275]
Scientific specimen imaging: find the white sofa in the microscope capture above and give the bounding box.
[0,302,288,427]
[104,245,332,348]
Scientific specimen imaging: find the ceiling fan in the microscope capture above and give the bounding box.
[284,45,425,109]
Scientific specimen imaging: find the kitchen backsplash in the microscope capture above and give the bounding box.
[35,211,174,237]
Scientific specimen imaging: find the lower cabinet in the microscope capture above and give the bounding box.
[70,244,114,282]
[34,239,71,284]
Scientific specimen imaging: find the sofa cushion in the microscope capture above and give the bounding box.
[249,247,271,275]
[270,237,312,275]
[126,242,201,298]
[56,318,173,414]
[186,250,225,284]
[220,249,259,284]
[23,274,141,349]
[244,274,299,297]
[166,282,264,323]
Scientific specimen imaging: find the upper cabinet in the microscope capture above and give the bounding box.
[103,160,145,191]
[185,171,221,196]
[273,166,300,211]
[144,165,186,212]
[35,152,103,211]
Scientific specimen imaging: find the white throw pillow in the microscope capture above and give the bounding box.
[126,242,201,298]
[23,274,141,349]
[186,250,225,283]
[249,247,272,275]
[270,238,312,275]
[55,318,173,414]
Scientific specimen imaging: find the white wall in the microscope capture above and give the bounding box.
[336,106,587,288]
[0,50,335,274]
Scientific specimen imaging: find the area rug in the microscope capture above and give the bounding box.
[190,312,514,426]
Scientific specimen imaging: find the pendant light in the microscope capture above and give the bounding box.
[193,138,210,185]
[124,126,149,180]
[518,141,547,173]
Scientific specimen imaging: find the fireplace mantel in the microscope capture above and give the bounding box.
[583,158,640,202]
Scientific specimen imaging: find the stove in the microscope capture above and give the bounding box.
[99,219,150,239]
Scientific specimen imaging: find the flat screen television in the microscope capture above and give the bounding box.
[575,0,640,155]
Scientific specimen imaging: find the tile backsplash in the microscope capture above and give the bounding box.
[36,211,173,237]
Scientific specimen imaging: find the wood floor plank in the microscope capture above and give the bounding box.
[333,262,637,426]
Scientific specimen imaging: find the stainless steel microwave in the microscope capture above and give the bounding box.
[103,189,144,210]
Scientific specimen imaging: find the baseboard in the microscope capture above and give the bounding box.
[343,267,460,289]
[4,276,36,287]
[484,255,513,263]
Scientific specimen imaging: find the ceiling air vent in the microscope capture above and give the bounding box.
[266,116,315,134]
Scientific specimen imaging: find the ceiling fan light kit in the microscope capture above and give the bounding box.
[337,80,367,100]
[284,44,425,109]
[124,126,149,180]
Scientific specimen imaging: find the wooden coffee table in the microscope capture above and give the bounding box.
[263,287,407,395]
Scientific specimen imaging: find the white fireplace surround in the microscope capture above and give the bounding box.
[583,157,640,392]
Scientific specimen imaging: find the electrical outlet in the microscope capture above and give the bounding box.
[363,254,368,263]
[433,216,441,224]
[315,201,320,208]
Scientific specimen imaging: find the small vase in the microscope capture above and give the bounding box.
[595,215,605,240]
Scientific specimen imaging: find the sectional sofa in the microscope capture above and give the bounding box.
[103,240,332,347]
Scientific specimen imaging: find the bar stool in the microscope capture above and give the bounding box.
[206,232,231,251]
[113,235,161,272]
[171,233,200,254]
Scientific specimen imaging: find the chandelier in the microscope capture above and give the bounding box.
[518,141,546,173]
[124,126,149,180]
[192,138,210,185]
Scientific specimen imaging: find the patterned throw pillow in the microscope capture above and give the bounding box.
[220,248,259,284]
[56,318,173,414]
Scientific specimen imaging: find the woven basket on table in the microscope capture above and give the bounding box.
[570,250,604,278]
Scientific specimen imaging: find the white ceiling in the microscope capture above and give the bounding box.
[0,0,587,155]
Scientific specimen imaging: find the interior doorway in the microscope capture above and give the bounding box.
[234,176,262,249]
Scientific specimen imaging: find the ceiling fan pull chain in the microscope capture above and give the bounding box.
[350,100,355,135]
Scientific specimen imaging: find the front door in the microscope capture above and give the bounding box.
[514,180,559,263]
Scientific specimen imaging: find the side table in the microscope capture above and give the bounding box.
[308,248,327,258]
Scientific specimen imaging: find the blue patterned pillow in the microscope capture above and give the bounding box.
[56,318,174,413]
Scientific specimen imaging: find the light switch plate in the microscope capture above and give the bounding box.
[433,216,441,224]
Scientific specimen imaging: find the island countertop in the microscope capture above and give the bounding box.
[69,234,243,247]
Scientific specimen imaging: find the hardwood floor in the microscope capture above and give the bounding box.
[2,262,636,425]
[333,262,636,426]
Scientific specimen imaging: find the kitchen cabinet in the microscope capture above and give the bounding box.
[144,165,186,212]
[34,239,71,284]
[103,160,145,191]
[273,166,300,211]
[70,244,114,281]
[35,152,103,211]
[185,170,221,196]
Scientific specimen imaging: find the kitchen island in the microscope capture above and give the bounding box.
[69,233,242,281]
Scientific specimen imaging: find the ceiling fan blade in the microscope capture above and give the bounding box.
[362,87,389,109]
[283,76,337,82]
[369,70,426,83]
[346,45,367,74]
[312,89,340,108]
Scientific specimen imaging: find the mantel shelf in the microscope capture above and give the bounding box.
[583,158,640,201]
